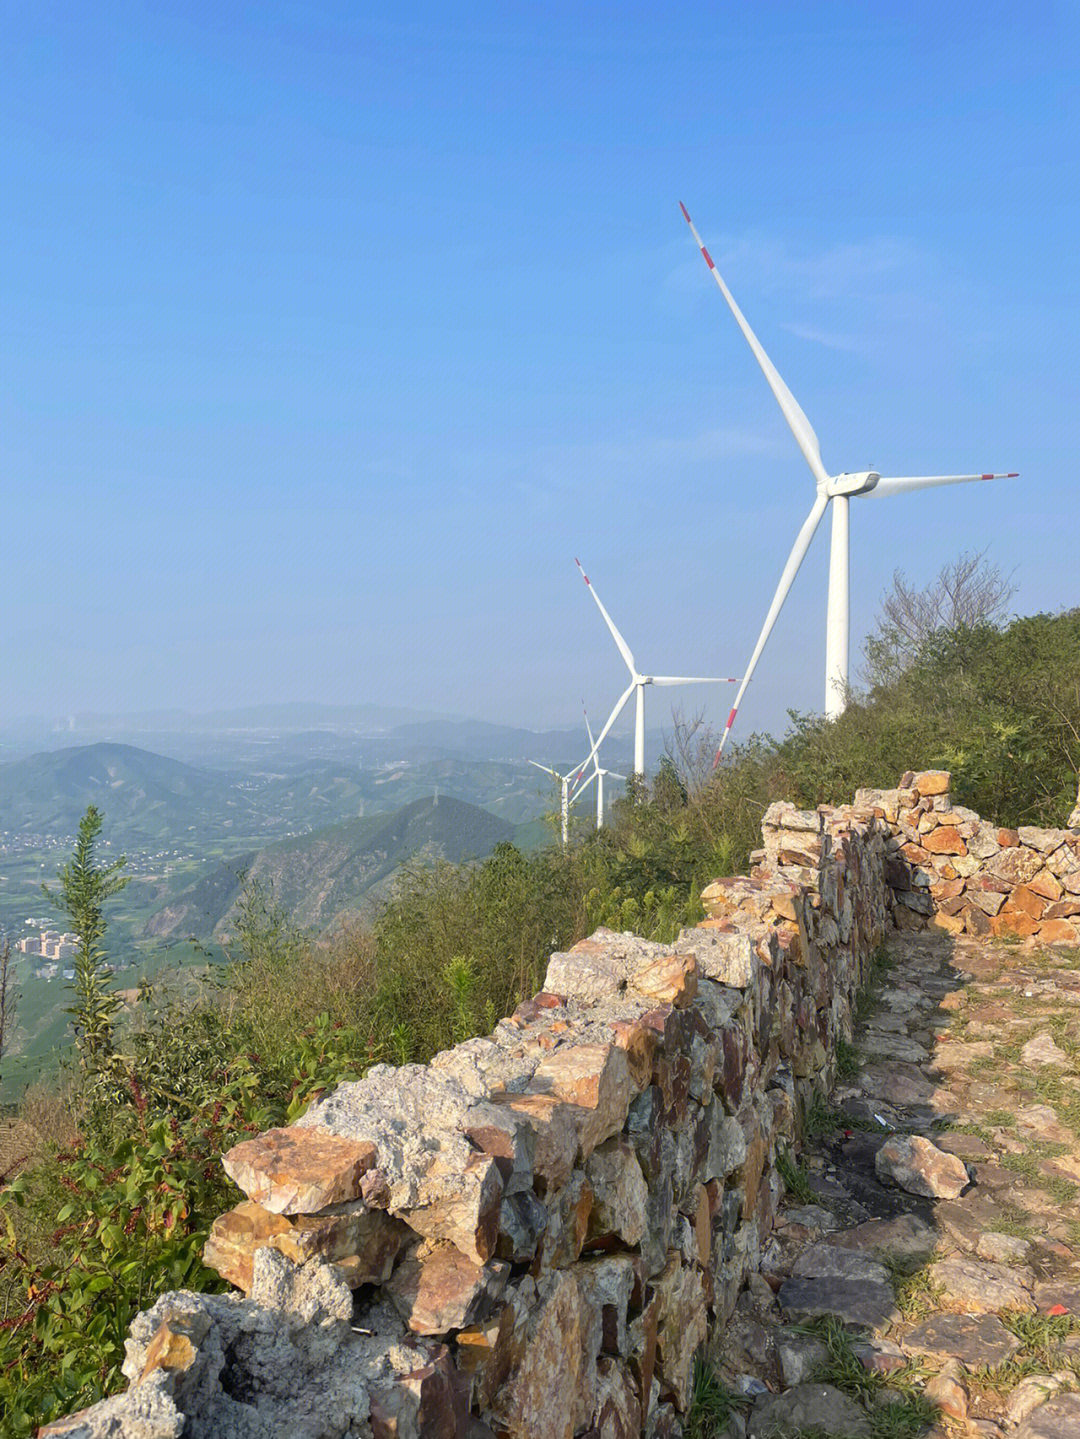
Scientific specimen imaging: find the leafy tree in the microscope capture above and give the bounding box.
[0,936,18,1088]
[42,806,128,1070]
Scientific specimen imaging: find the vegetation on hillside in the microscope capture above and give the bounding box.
[2,582,1078,1427]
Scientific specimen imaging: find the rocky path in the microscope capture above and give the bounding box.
[712,932,1080,1439]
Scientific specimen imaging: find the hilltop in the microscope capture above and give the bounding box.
[143,794,517,940]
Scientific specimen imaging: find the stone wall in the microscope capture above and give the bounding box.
[845,770,1080,946]
[41,772,1080,1439]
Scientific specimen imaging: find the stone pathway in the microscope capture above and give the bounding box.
[713,932,1080,1438]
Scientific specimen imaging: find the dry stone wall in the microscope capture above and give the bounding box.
[846,770,1080,946]
[42,771,1080,1439]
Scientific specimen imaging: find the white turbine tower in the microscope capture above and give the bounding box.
[679,203,1018,754]
[571,707,626,829]
[575,558,739,782]
[528,760,578,848]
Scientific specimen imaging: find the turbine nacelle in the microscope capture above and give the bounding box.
[826,471,880,498]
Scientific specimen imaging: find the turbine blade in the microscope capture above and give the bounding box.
[570,769,598,803]
[680,202,829,487]
[714,492,830,763]
[576,558,637,677]
[571,681,635,786]
[872,472,1019,498]
[581,702,600,774]
[651,675,741,686]
[528,759,558,778]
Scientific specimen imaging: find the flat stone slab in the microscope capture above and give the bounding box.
[902,1312,1021,1367]
[777,1276,899,1331]
[790,1242,890,1287]
[748,1383,871,1438]
[827,1213,938,1261]
[1015,1393,1080,1438]
[221,1126,378,1215]
[930,1256,1035,1313]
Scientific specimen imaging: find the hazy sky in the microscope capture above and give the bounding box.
[5,2,1077,741]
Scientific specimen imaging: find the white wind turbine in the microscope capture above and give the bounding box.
[528,760,580,848]
[679,203,1018,754]
[574,558,739,781]
[571,706,626,829]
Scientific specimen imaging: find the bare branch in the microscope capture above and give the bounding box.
[863,549,1017,686]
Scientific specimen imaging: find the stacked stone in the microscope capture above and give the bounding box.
[855,770,1080,945]
[48,806,895,1439]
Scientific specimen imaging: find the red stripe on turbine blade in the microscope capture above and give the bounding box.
[980,474,994,480]
[1007,472,1019,477]
[701,246,716,269]
[726,708,738,729]
[679,201,691,222]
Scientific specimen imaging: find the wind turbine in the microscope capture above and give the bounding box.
[571,706,626,829]
[679,202,1018,754]
[575,558,739,781]
[528,760,578,848]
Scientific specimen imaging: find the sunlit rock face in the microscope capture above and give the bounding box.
[45,770,1080,1437]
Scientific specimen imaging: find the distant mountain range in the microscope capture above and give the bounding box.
[143,795,517,940]
[0,732,633,848]
[0,706,643,773]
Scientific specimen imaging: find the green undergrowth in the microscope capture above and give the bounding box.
[883,1256,945,1325]
[684,1358,749,1438]
[970,1312,1080,1399]
[805,1317,937,1438]
[777,1146,817,1205]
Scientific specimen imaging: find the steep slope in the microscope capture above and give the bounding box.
[143,795,515,940]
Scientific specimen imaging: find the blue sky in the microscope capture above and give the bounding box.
[5,1,1077,742]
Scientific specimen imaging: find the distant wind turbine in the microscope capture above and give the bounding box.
[575,558,739,781]
[571,706,626,829]
[679,202,1018,755]
[528,760,579,848]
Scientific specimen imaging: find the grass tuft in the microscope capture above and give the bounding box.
[683,1357,747,1438]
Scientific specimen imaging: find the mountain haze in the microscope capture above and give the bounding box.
[144,795,516,940]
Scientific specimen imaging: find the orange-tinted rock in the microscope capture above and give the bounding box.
[531,1044,633,1158]
[387,1243,509,1335]
[991,910,1040,938]
[923,827,966,855]
[986,847,1044,885]
[368,1344,463,1439]
[901,842,931,865]
[1027,870,1064,901]
[594,1357,642,1439]
[538,1172,594,1270]
[653,1254,707,1411]
[493,1270,601,1439]
[1044,899,1080,920]
[1009,886,1047,920]
[221,1126,377,1215]
[913,770,951,797]
[633,952,698,1008]
[403,1152,504,1265]
[930,878,966,901]
[1039,918,1080,944]
[585,1141,648,1247]
[931,912,965,936]
[136,1313,208,1384]
[998,828,1020,847]
[204,1198,406,1292]
[610,1019,660,1090]
[498,1093,580,1193]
